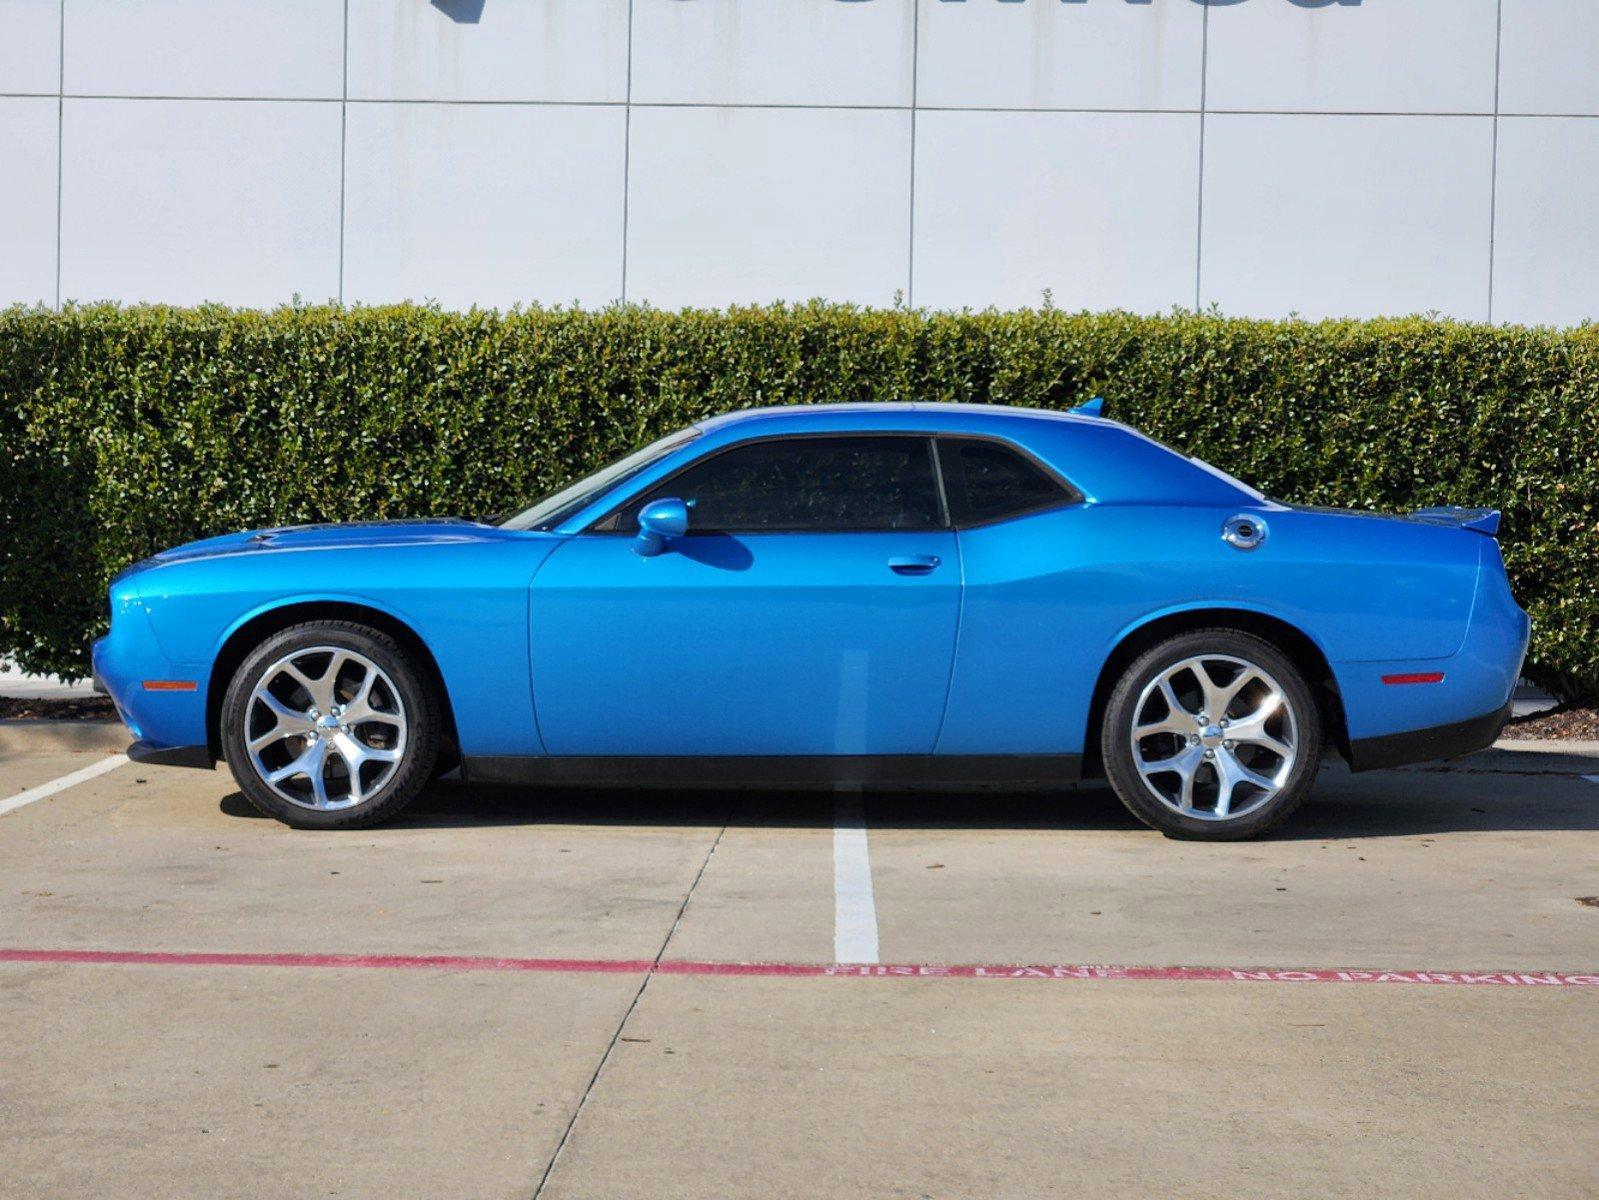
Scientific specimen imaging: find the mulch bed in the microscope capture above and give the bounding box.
[0,695,118,721]
[1501,704,1599,741]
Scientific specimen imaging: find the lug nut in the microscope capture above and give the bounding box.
[1203,750,1215,760]
[1224,739,1235,749]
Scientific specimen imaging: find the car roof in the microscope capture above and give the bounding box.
[693,402,1096,435]
[675,401,1263,512]
[546,400,1259,533]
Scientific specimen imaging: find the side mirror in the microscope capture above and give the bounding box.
[633,497,689,557]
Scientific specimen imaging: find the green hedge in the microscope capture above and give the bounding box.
[3,303,1596,701]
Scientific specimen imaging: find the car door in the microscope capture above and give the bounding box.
[930,435,1092,756]
[528,434,961,757]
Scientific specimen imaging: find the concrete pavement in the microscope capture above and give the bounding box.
[1,721,1595,1198]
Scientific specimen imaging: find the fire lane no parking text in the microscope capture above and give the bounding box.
[2,948,1596,989]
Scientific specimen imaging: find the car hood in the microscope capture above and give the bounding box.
[127,519,517,573]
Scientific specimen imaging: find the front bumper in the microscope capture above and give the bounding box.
[1346,699,1513,772]
[93,616,213,768]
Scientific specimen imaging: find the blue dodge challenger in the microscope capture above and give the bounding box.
[93,402,1529,839]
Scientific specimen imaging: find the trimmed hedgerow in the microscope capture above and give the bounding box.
[2,302,1595,700]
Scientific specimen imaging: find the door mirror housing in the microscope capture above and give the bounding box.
[633,497,690,557]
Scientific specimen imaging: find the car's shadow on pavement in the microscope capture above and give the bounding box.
[217,757,1599,840]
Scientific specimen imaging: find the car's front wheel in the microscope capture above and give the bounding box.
[1100,629,1323,840]
[221,621,440,829]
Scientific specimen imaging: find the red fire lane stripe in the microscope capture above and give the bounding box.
[2,948,1596,987]
[0,948,654,974]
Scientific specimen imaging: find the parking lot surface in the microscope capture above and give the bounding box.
[2,722,1596,1198]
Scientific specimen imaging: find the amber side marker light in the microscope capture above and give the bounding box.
[1380,672,1445,686]
[142,680,198,692]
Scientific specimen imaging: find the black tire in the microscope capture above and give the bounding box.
[1100,629,1323,840]
[221,620,441,830]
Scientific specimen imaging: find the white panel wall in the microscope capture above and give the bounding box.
[63,0,343,99]
[1498,0,1599,117]
[1491,119,1599,328]
[626,107,911,309]
[59,99,342,306]
[347,0,628,103]
[343,103,626,310]
[0,97,58,305]
[916,0,1202,111]
[913,111,1198,313]
[1205,0,1498,114]
[0,0,59,94]
[631,0,913,108]
[2,0,1596,326]
[1201,115,1494,322]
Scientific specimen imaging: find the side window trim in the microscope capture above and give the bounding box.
[934,434,1085,529]
[586,432,951,535]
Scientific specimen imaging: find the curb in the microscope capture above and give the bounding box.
[0,719,129,757]
[1492,738,1599,755]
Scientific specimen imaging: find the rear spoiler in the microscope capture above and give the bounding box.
[1407,506,1501,536]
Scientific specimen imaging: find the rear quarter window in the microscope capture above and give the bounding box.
[936,438,1079,526]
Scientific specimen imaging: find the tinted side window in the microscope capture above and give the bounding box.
[937,438,1075,525]
[625,436,944,532]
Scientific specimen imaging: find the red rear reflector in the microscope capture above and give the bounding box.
[1381,672,1445,686]
[142,680,198,692]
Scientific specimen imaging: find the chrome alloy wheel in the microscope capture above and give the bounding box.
[244,646,407,811]
[1128,654,1298,822]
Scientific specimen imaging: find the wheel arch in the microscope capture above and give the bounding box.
[206,599,461,766]
[1081,606,1348,778]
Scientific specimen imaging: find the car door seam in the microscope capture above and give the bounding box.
[524,535,576,758]
[929,529,967,755]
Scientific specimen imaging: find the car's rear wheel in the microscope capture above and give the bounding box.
[221,621,440,829]
[1100,629,1322,840]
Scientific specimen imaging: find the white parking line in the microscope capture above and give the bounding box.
[0,755,129,817]
[833,790,880,964]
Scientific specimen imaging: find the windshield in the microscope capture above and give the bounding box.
[499,427,701,532]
